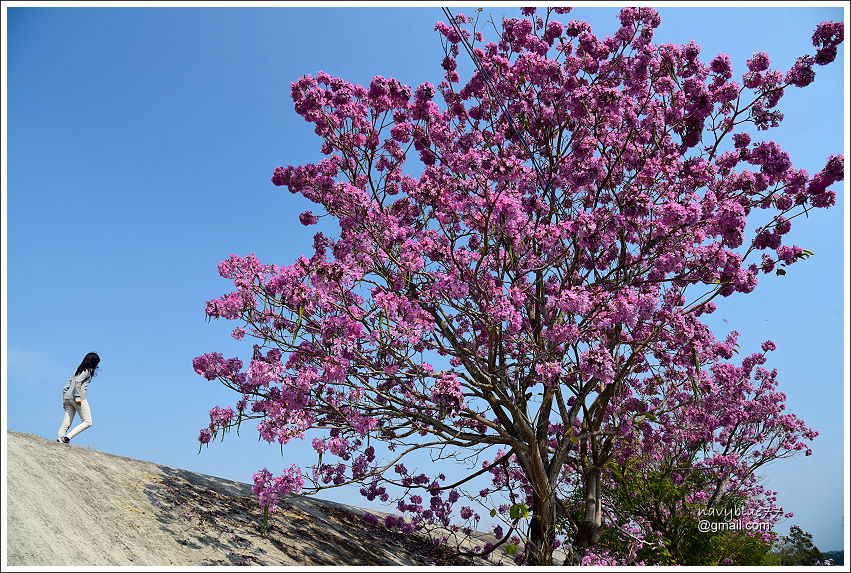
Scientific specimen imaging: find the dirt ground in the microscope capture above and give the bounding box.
[5,430,508,566]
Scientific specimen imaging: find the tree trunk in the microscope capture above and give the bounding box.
[568,467,603,565]
[527,489,557,565]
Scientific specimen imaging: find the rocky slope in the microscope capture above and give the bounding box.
[5,430,502,566]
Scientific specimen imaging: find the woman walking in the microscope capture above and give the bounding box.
[56,352,100,443]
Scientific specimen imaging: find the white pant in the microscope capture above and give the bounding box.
[57,399,92,440]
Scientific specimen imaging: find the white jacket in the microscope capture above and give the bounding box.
[62,370,92,402]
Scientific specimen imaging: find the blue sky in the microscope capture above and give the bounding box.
[3,5,847,551]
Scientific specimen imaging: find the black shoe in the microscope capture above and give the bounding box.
[61,437,70,444]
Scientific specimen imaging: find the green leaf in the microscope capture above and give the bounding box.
[490,508,497,518]
[691,378,702,400]
[292,304,304,344]
[505,543,519,556]
[776,268,786,276]
[509,504,521,520]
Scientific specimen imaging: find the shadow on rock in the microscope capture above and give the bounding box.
[140,465,475,566]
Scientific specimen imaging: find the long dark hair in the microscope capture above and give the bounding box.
[75,352,101,377]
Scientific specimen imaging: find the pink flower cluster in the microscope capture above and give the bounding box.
[252,465,305,511]
[431,372,465,416]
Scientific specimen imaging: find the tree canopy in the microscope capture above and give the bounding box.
[195,7,843,565]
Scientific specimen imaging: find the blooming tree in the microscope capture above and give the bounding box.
[194,7,843,565]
